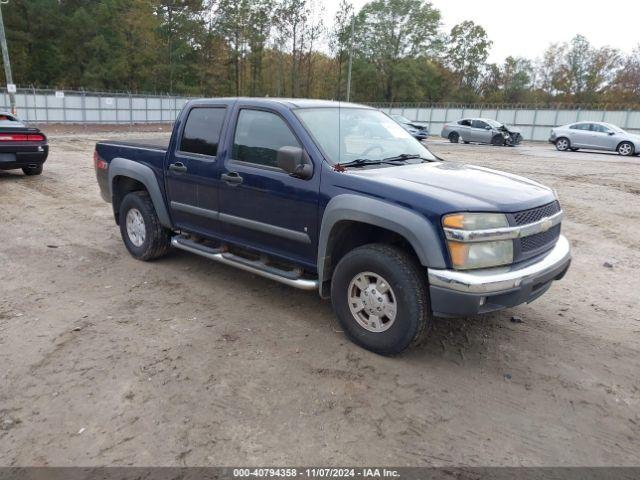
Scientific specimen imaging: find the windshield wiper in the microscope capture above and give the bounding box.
[380,153,430,163]
[336,158,385,168]
[336,153,434,170]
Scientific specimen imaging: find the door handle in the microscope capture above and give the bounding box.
[169,162,187,173]
[221,171,243,185]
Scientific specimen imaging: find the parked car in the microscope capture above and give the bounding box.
[94,98,570,355]
[549,121,640,156]
[390,114,429,140]
[0,112,48,175]
[441,118,522,146]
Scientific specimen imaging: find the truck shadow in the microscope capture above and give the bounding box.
[168,249,507,365]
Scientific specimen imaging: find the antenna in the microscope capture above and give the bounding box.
[346,13,355,102]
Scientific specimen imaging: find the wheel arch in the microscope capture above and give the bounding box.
[108,158,172,228]
[318,194,447,297]
[616,140,635,153]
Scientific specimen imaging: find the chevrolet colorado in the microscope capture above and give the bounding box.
[94,98,571,355]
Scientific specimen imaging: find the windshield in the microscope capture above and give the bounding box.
[295,107,436,165]
[485,119,503,128]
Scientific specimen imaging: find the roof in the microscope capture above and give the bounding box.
[188,97,373,110]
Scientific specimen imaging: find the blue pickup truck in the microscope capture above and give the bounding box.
[94,98,571,355]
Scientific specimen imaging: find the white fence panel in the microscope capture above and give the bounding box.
[3,89,640,140]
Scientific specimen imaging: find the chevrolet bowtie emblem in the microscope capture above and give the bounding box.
[540,219,553,232]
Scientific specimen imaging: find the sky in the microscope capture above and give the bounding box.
[322,0,640,63]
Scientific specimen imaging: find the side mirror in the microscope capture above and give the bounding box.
[485,125,491,130]
[277,146,313,180]
[608,131,615,136]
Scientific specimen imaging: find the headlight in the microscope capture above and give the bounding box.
[443,213,513,270]
[446,240,514,270]
[443,213,509,230]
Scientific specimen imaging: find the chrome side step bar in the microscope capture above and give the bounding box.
[171,236,319,291]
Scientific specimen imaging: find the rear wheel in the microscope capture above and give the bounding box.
[617,141,634,156]
[331,244,430,356]
[555,137,570,151]
[119,191,171,261]
[448,132,459,143]
[22,164,43,176]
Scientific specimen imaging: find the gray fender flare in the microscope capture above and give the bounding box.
[108,157,173,228]
[317,194,447,287]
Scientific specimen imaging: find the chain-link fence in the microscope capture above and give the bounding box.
[1,87,191,124]
[3,87,640,142]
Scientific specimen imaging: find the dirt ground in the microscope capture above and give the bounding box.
[1,128,639,467]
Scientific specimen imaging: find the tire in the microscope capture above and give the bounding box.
[330,243,430,356]
[617,141,634,156]
[491,134,505,146]
[555,137,570,152]
[119,191,171,261]
[22,164,43,176]
[463,141,470,144]
[448,132,459,143]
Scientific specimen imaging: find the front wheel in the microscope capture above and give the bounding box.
[119,191,171,261]
[555,137,570,151]
[617,142,634,156]
[331,244,430,355]
[491,134,505,146]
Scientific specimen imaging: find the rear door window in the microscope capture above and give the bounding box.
[180,107,226,157]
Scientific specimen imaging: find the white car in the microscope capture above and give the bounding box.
[549,121,640,156]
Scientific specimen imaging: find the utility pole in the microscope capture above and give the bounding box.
[346,14,354,102]
[0,1,16,115]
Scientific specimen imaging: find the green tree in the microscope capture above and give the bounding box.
[355,0,441,101]
[610,45,640,103]
[153,0,205,93]
[446,20,492,95]
[329,0,353,100]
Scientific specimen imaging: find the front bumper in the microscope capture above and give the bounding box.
[427,235,571,317]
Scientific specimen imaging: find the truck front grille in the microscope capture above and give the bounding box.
[511,201,562,263]
[513,201,561,226]
[521,224,561,253]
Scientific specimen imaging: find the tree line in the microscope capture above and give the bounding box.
[3,0,639,105]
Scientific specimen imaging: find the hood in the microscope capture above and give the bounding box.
[499,124,521,134]
[345,161,556,213]
[407,121,428,130]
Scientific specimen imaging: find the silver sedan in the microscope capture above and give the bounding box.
[549,122,640,156]
[441,118,522,146]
